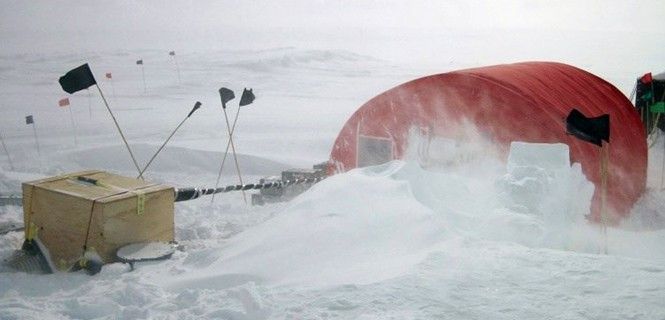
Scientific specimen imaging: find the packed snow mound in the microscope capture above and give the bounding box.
[50,143,290,178]
[0,143,291,190]
[164,143,598,289]
[168,161,448,288]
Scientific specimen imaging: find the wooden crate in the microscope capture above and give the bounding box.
[22,170,174,271]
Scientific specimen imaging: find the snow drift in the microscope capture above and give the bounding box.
[164,141,597,290]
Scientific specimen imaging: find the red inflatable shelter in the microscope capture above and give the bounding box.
[329,62,646,222]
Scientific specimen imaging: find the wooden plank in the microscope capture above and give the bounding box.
[40,177,116,199]
[88,171,156,190]
[30,187,94,270]
[24,170,101,186]
[25,170,154,200]
[95,186,174,262]
[21,183,33,239]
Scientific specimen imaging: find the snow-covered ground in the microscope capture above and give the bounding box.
[2,1,665,319]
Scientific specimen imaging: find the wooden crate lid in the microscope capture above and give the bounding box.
[98,184,173,203]
[23,170,166,201]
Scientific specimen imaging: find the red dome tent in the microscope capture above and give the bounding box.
[329,62,647,222]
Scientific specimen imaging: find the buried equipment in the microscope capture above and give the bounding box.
[13,170,175,274]
[174,175,326,202]
[6,169,326,274]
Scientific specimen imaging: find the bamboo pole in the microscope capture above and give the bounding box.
[95,84,142,177]
[141,64,146,93]
[599,142,609,254]
[0,130,14,170]
[138,102,201,178]
[68,104,78,146]
[212,107,247,204]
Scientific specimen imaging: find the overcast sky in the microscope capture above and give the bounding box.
[1,0,664,87]
[2,0,664,53]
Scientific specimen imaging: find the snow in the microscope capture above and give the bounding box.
[1,1,665,319]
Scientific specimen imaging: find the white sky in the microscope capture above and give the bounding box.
[0,0,663,90]
[2,0,664,53]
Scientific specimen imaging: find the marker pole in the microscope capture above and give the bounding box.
[0,130,14,170]
[95,84,142,177]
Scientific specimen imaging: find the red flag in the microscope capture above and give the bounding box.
[640,72,653,84]
[58,98,70,107]
[105,72,112,79]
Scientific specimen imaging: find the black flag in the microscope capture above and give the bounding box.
[239,88,255,106]
[218,87,235,108]
[136,59,143,65]
[59,64,97,94]
[25,115,33,125]
[566,108,610,147]
[187,101,202,118]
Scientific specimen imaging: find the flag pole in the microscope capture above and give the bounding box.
[87,88,92,119]
[94,84,143,177]
[599,142,609,254]
[172,55,181,86]
[137,102,201,179]
[221,106,247,204]
[646,75,653,135]
[141,64,146,93]
[211,137,231,204]
[68,105,78,146]
[565,108,610,253]
[31,121,41,158]
[111,77,117,102]
[175,56,181,85]
[661,132,665,190]
[211,107,246,204]
[0,130,14,170]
